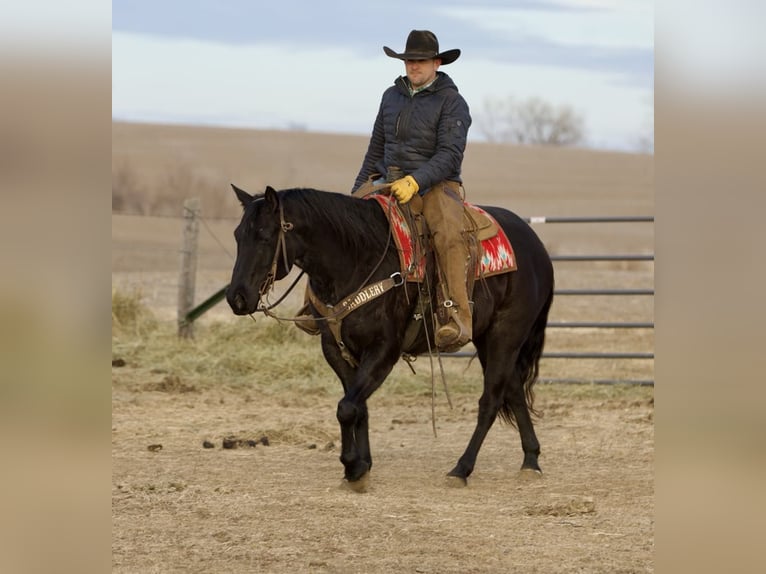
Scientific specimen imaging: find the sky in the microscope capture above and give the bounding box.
[112,0,654,151]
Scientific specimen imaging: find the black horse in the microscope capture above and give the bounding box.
[227,185,554,488]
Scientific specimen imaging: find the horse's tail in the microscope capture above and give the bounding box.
[499,284,554,426]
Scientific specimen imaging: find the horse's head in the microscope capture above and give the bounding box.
[226,184,294,315]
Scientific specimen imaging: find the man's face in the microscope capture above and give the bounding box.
[404,58,441,89]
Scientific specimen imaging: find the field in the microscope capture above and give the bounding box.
[112,121,654,572]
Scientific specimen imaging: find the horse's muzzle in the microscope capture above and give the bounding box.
[226,285,254,315]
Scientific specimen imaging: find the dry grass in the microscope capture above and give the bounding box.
[112,287,158,337]
[112,290,329,394]
[111,289,499,401]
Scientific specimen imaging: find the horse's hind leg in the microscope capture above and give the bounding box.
[447,392,502,484]
[448,338,543,483]
[505,374,541,473]
[447,348,514,484]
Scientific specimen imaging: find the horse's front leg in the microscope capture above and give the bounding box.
[336,398,371,483]
[353,402,372,471]
[320,293,409,489]
[328,346,399,487]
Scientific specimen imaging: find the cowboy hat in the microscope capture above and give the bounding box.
[383,30,461,65]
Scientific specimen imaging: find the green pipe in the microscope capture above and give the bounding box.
[182,284,229,325]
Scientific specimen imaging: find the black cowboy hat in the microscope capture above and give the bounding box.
[383,30,461,65]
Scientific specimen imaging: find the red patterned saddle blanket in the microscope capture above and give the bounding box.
[366,194,517,283]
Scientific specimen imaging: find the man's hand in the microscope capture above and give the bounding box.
[390,175,419,204]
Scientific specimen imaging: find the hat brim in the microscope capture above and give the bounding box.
[383,46,460,65]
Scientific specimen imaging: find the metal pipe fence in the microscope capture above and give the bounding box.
[449,215,655,386]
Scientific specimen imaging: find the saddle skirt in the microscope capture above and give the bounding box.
[366,194,518,283]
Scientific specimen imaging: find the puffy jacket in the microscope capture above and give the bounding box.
[352,72,471,194]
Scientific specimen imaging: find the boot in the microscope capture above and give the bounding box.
[294,288,320,336]
[434,251,473,351]
[435,305,472,351]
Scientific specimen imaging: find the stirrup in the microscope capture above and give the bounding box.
[435,321,470,352]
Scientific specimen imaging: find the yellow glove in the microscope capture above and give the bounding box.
[390,175,419,204]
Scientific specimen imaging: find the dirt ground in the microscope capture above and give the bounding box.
[112,372,653,573]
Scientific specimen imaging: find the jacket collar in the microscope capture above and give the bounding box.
[396,71,454,96]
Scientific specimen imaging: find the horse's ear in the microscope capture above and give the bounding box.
[231,183,253,208]
[264,185,279,212]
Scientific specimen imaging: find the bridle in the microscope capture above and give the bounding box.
[256,201,299,307]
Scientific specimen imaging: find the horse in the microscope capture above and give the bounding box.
[226,184,554,488]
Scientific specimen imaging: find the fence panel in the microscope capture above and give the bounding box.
[450,215,655,386]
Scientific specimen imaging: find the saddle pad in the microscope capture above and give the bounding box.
[366,194,517,283]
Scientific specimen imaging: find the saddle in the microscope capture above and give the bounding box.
[365,193,518,283]
[365,193,518,353]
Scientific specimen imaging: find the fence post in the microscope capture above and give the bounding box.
[178,197,200,338]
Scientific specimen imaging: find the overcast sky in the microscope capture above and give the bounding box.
[112,0,654,151]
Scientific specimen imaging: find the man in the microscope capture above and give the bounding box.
[353,30,473,350]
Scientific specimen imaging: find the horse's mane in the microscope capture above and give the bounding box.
[280,188,391,256]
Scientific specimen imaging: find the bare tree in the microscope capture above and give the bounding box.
[477,96,586,146]
[112,161,146,214]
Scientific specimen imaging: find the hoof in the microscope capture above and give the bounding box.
[445,474,468,488]
[341,472,370,493]
[518,468,543,481]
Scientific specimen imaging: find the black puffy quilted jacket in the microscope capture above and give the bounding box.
[352,72,471,194]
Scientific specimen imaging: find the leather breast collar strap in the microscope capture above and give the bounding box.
[307,272,404,367]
